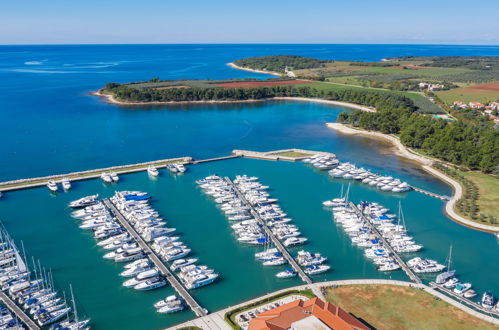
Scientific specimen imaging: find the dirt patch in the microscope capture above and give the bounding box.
[468,81,499,91]
[214,80,313,88]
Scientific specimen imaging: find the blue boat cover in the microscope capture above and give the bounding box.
[257,238,269,243]
[125,194,151,201]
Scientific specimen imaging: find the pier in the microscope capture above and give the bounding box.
[430,282,499,318]
[348,202,422,284]
[190,155,240,164]
[0,290,41,330]
[224,177,312,285]
[233,148,336,162]
[411,186,450,201]
[103,199,207,317]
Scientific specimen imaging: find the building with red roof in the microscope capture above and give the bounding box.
[248,297,369,330]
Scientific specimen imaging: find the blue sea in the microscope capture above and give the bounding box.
[0,45,498,329]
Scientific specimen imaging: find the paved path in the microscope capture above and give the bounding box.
[103,199,207,317]
[0,290,41,330]
[169,279,499,329]
[225,177,312,284]
[423,165,499,234]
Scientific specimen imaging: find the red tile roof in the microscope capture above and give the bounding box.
[248,297,369,330]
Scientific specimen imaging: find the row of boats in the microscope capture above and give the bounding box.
[0,304,23,330]
[110,191,218,291]
[303,155,411,193]
[0,230,89,329]
[46,178,71,192]
[196,174,330,277]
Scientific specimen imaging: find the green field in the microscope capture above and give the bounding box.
[460,171,499,221]
[294,82,445,114]
[326,285,497,330]
[436,87,499,103]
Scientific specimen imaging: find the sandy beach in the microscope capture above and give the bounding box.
[326,122,499,234]
[227,62,281,76]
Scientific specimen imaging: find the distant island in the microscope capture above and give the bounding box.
[96,55,499,174]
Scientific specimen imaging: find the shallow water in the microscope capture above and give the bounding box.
[0,45,498,329]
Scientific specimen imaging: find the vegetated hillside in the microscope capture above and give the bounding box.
[233,55,332,73]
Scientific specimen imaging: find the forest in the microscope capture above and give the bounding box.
[233,55,331,73]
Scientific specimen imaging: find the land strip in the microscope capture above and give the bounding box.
[170,279,499,330]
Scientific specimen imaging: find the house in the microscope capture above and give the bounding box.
[490,102,499,110]
[469,101,485,109]
[453,101,468,109]
[419,82,429,88]
[248,297,369,330]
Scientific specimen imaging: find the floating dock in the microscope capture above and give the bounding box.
[411,186,450,201]
[224,177,313,285]
[103,199,207,317]
[349,202,422,284]
[0,290,41,330]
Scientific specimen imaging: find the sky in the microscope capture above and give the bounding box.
[2,0,499,45]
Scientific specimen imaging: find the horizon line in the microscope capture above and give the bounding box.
[1,42,499,47]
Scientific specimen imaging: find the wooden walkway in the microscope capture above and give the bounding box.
[349,202,422,284]
[0,290,40,330]
[103,199,207,317]
[411,186,450,201]
[224,177,312,285]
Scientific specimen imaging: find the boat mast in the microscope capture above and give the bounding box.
[70,284,79,325]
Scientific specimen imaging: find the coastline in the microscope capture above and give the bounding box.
[227,62,281,76]
[93,90,375,111]
[326,122,499,234]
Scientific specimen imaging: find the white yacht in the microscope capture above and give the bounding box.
[134,277,166,291]
[155,295,184,313]
[276,269,297,278]
[47,180,58,192]
[147,165,159,177]
[120,261,151,277]
[170,258,198,272]
[123,269,159,288]
[304,265,330,275]
[453,283,472,295]
[100,173,113,183]
[174,164,186,173]
[61,178,71,190]
[283,237,307,247]
[443,277,459,288]
[110,172,119,182]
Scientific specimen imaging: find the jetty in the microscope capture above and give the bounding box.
[103,199,207,317]
[430,282,499,318]
[224,177,312,285]
[232,148,335,162]
[411,186,450,201]
[0,290,41,330]
[349,202,422,284]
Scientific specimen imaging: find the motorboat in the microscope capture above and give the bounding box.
[47,180,58,192]
[276,269,297,278]
[155,295,184,313]
[170,258,198,272]
[443,277,459,288]
[62,178,71,190]
[304,265,330,275]
[100,173,113,183]
[123,269,159,288]
[148,165,159,177]
[453,283,472,295]
[481,291,495,309]
[283,237,307,247]
[134,277,166,291]
[110,172,119,182]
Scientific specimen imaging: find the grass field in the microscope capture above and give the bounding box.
[436,87,499,103]
[325,285,497,330]
[271,151,311,158]
[460,171,499,220]
[294,82,445,114]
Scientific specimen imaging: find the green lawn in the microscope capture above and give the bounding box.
[326,285,497,330]
[460,171,499,220]
[271,151,312,158]
[436,87,499,103]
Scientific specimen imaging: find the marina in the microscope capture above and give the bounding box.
[103,198,208,317]
[224,177,313,284]
[0,45,498,330]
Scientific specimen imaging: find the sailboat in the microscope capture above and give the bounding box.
[51,285,90,330]
[435,245,455,284]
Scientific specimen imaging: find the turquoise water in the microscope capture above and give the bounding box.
[0,45,498,329]
[0,157,498,329]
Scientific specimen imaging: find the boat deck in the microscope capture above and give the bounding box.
[348,202,422,284]
[0,290,41,330]
[224,177,313,285]
[103,199,207,317]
